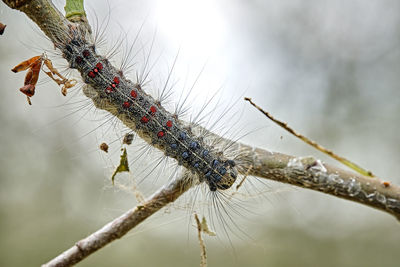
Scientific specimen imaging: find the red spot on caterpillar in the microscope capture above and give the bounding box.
[166,120,173,128]
[150,106,157,114]
[157,131,165,138]
[75,56,82,64]
[141,116,149,123]
[96,62,103,70]
[88,71,95,78]
[113,77,120,84]
[83,50,90,58]
[130,90,137,98]
[94,68,98,73]
[111,83,116,88]
[105,87,113,94]
[382,181,391,188]
[123,101,131,108]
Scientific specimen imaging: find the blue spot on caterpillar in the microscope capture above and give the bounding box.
[62,34,238,191]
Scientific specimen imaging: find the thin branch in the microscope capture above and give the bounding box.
[43,172,193,267]
[244,97,374,177]
[3,0,400,266]
[194,214,208,267]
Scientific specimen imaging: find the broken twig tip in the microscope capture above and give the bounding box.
[246,98,375,178]
[0,23,6,35]
[194,214,208,267]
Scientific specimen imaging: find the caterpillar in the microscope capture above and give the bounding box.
[3,2,400,267]
[60,26,239,192]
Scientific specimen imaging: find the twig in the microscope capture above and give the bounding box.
[194,214,207,267]
[244,97,374,177]
[42,172,193,267]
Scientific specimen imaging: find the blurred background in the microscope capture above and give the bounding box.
[1,0,400,266]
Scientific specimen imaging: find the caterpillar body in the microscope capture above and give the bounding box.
[62,30,238,191]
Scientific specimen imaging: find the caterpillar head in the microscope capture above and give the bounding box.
[205,159,237,191]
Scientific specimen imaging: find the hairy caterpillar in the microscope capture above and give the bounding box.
[5,0,255,229]
[60,26,239,192]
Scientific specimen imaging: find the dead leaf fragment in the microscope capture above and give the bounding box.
[200,216,216,237]
[123,133,134,145]
[111,148,130,185]
[100,143,109,153]
[11,55,42,73]
[12,55,77,104]
[20,84,35,97]
[0,23,7,35]
[43,58,77,96]
[12,55,43,104]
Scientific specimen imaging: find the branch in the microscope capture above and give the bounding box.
[3,0,400,266]
[43,172,193,267]
[238,144,400,221]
